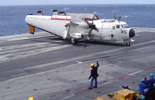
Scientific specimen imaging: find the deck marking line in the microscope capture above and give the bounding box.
[74,89,89,95]
[36,66,155,100]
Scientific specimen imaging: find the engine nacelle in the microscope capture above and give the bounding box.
[70,33,82,39]
[70,32,89,39]
[76,22,89,29]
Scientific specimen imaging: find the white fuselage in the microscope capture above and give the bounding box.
[25,13,135,45]
[89,19,131,43]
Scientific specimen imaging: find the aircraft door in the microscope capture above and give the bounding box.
[115,24,122,40]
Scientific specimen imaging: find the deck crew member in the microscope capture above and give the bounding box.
[139,78,149,94]
[150,83,155,100]
[88,61,99,89]
[148,73,155,89]
[143,88,150,100]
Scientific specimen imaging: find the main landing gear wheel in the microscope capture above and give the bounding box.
[126,42,130,46]
[71,38,77,45]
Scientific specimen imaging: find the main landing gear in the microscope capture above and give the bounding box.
[126,42,130,46]
[71,38,77,45]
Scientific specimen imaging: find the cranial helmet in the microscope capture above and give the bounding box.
[150,73,154,77]
[140,95,145,100]
[90,64,94,68]
[141,78,145,82]
[28,97,34,100]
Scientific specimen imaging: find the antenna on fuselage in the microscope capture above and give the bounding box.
[112,10,122,21]
[112,10,116,20]
[118,14,122,21]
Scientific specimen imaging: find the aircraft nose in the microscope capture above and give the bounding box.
[129,29,135,38]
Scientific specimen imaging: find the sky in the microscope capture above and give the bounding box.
[0,0,155,6]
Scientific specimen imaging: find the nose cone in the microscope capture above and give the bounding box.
[129,29,135,38]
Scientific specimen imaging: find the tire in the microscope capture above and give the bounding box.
[71,38,77,45]
[126,42,130,46]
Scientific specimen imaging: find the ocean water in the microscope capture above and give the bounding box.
[0,4,155,36]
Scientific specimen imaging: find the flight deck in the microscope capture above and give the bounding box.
[0,28,155,100]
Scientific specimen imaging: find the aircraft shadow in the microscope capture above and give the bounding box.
[76,40,125,47]
[30,35,125,47]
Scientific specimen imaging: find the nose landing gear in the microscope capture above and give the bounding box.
[71,38,77,45]
[126,42,130,46]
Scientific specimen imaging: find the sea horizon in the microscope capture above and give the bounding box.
[0,4,155,36]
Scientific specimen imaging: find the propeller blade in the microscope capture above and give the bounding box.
[94,27,99,32]
[84,19,90,26]
[88,28,93,36]
[92,12,96,23]
[83,12,99,37]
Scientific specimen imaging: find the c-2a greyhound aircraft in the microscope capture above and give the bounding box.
[25,10,135,46]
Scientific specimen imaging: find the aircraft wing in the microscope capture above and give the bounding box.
[25,15,71,39]
[25,10,99,40]
[53,10,99,22]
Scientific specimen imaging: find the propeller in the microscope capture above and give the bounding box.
[84,12,99,37]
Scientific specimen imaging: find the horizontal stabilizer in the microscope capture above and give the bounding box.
[28,25,35,34]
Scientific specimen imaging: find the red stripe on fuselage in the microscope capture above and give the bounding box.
[85,18,93,21]
[96,15,99,20]
[100,24,104,40]
[51,18,71,21]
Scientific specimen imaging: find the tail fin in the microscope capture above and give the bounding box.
[28,25,35,34]
[53,10,58,15]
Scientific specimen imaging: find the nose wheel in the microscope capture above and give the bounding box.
[126,42,130,46]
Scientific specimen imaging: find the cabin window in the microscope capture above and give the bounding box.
[121,24,129,28]
[116,25,120,28]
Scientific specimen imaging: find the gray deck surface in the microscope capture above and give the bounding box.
[0,28,155,100]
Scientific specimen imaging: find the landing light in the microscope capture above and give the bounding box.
[131,39,135,42]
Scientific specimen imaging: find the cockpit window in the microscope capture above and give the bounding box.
[121,24,129,28]
[116,25,120,28]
